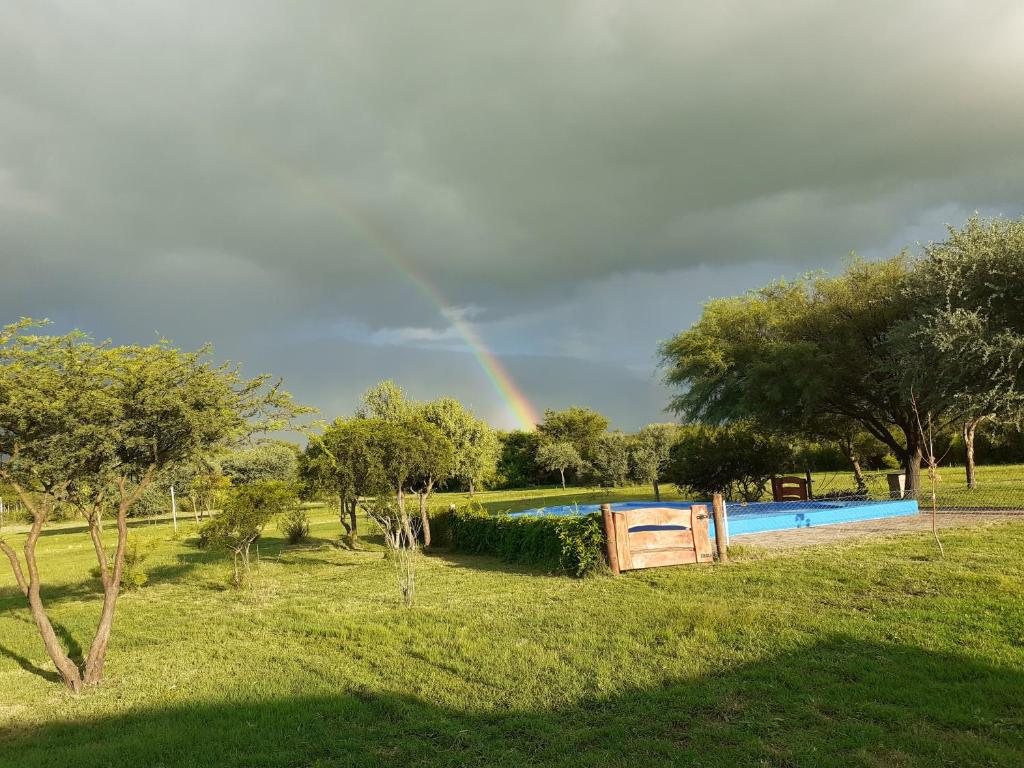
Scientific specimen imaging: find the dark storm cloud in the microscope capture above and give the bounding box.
[2,1,1024,428]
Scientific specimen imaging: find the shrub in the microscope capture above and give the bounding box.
[278,507,310,544]
[666,422,793,501]
[449,503,607,577]
[89,537,152,590]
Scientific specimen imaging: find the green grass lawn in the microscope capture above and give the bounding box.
[1,486,1023,767]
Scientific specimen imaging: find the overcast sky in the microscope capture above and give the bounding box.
[3,1,1024,430]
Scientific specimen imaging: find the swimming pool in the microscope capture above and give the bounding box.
[509,498,920,539]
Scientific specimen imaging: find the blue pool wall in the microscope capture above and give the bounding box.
[508,498,920,539]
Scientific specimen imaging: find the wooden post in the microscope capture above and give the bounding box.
[712,493,728,564]
[600,503,620,575]
[170,484,178,533]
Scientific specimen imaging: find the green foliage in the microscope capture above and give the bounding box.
[220,442,300,486]
[666,423,794,501]
[898,215,1024,427]
[278,507,310,544]
[449,503,606,577]
[0,319,305,504]
[627,423,681,487]
[200,481,298,585]
[419,397,498,491]
[659,258,939,490]
[534,441,586,487]
[356,380,411,422]
[90,537,154,590]
[591,432,630,486]
[537,407,609,471]
[494,430,542,488]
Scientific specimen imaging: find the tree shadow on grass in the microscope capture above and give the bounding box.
[0,643,61,684]
[4,636,1021,767]
[0,615,81,684]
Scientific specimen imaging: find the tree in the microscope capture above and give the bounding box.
[536,441,585,489]
[537,407,609,474]
[220,441,299,486]
[0,320,305,691]
[357,418,451,605]
[419,397,498,494]
[660,257,959,495]
[628,424,680,500]
[299,418,386,547]
[201,481,297,585]
[185,457,230,521]
[494,430,542,488]
[665,423,793,502]
[898,216,1024,489]
[400,418,454,548]
[592,432,630,487]
[356,380,412,422]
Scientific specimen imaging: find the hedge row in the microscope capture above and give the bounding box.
[442,504,607,577]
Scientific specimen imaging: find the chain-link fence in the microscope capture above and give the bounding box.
[805,466,1024,513]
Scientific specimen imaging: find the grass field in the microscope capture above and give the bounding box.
[1,484,1023,767]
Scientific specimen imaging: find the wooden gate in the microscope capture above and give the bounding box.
[601,504,714,574]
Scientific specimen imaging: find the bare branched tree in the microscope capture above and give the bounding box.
[365,498,421,607]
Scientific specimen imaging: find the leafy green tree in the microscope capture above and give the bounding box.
[628,424,681,500]
[592,432,630,487]
[660,258,956,495]
[201,481,297,586]
[400,418,454,547]
[494,430,542,488]
[537,407,609,471]
[536,441,586,489]
[666,423,793,502]
[299,418,386,547]
[0,319,305,692]
[356,380,412,422]
[897,216,1024,488]
[220,442,299,486]
[419,397,498,494]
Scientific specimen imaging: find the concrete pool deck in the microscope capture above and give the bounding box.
[733,511,1024,549]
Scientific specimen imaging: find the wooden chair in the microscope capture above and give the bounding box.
[771,476,809,502]
[602,505,713,574]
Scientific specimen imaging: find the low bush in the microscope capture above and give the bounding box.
[278,507,311,544]
[89,537,153,590]
[448,502,607,577]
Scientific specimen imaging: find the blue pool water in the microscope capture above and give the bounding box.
[509,498,920,539]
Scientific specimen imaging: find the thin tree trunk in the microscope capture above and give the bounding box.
[468,480,475,497]
[840,441,867,492]
[83,468,154,685]
[963,419,979,490]
[419,478,434,548]
[397,488,416,550]
[559,469,566,489]
[653,479,661,502]
[87,512,111,590]
[189,497,200,524]
[4,486,83,692]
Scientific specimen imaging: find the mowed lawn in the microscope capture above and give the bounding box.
[1,485,1023,767]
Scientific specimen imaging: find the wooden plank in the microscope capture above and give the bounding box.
[630,548,698,569]
[627,529,696,552]
[712,494,728,563]
[613,512,633,571]
[623,506,692,529]
[690,504,714,563]
[600,504,619,575]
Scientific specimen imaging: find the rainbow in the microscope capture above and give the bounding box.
[238,143,540,430]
